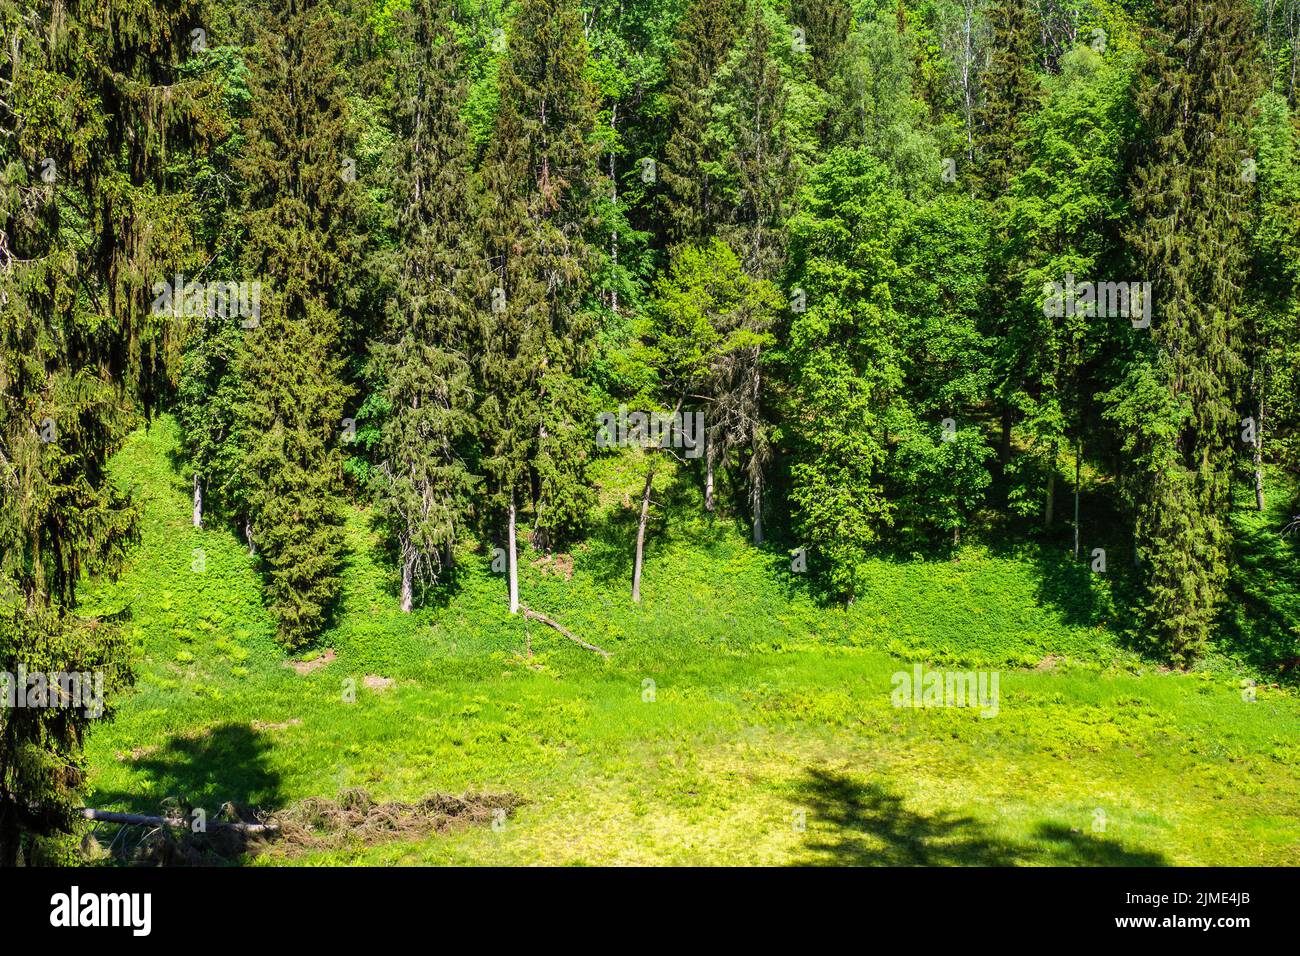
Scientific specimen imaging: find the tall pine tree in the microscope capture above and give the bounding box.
[1113,0,1262,662]
[228,0,358,647]
[478,0,602,612]
[657,0,741,246]
[373,0,483,612]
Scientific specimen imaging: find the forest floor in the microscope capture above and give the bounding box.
[77,416,1300,865]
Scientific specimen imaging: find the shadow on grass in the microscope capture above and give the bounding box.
[792,768,1167,866]
[91,722,284,817]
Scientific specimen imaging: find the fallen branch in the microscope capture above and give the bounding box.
[520,606,611,659]
[79,808,279,834]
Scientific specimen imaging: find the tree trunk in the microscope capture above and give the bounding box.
[704,442,715,513]
[1044,469,1055,529]
[245,519,255,556]
[632,396,682,601]
[400,552,414,613]
[192,474,203,529]
[632,463,655,603]
[507,491,520,615]
[1254,391,1266,512]
[1073,438,1082,559]
[751,468,764,545]
[999,405,1013,471]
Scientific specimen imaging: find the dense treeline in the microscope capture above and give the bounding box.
[3,0,1299,859]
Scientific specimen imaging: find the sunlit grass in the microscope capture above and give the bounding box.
[78,417,1300,865]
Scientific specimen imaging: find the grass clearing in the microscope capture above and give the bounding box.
[77,418,1300,865]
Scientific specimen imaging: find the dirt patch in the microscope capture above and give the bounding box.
[287,648,335,675]
[530,553,574,580]
[363,675,394,692]
[251,718,302,732]
[115,745,159,763]
[87,788,524,865]
[1034,654,1063,672]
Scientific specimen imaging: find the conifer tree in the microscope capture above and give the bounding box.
[1114,0,1262,662]
[478,0,602,612]
[228,0,358,647]
[717,2,797,281]
[974,0,1039,200]
[791,0,852,97]
[658,0,742,245]
[710,1,795,542]
[976,0,1039,489]
[0,0,206,862]
[373,0,483,612]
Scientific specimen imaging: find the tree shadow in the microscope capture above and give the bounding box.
[791,768,1167,867]
[90,722,284,818]
[86,723,285,865]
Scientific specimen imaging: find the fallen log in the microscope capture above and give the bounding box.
[80,808,279,833]
[520,607,611,659]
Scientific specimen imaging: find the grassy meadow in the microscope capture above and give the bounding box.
[75,417,1300,865]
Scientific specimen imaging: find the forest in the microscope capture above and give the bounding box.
[2,0,1300,867]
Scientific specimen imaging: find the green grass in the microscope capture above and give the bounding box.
[76,417,1300,865]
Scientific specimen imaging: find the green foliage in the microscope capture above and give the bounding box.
[228,0,360,647]
[974,0,1040,198]
[478,0,604,554]
[232,295,351,648]
[657,0,742,244]
[1000,42,1135,521]
[785,149,904,598]
[371,0,484,610]
[1121,0,1263,661]
[7,0,1300,866]
[0,0,209,863]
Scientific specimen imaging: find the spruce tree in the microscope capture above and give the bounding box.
[0,0,205,862]
[973,0,1039,200]
[478,0,602,611]
[976,0,1039,491]
[658,0,741,245]
[229,0,358,647]
[791,0,852,96]
[1119,0,1262,662]
[373,0,483,612]
[709,1,795,542]
[717,2,797,281]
